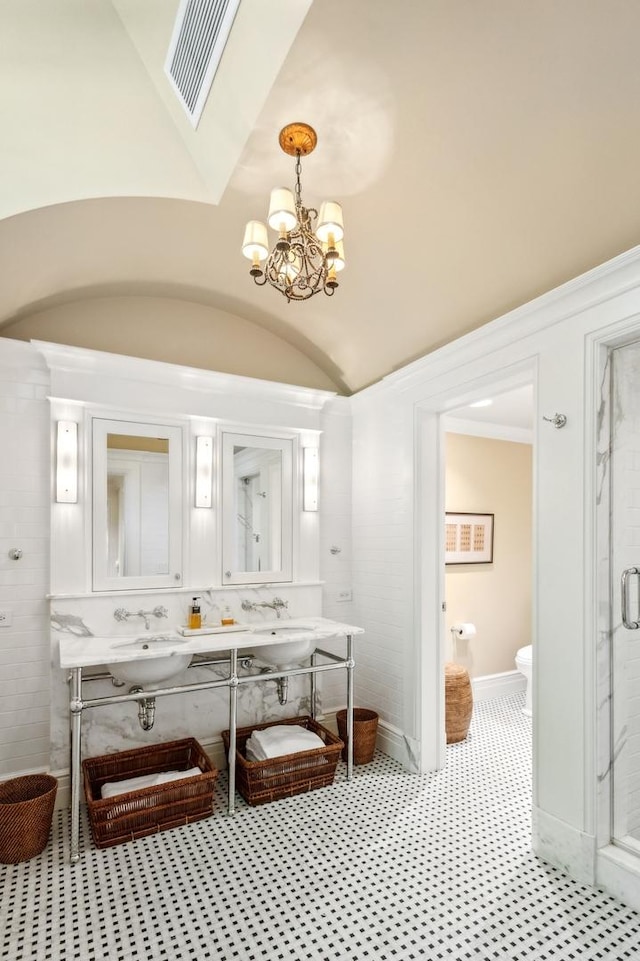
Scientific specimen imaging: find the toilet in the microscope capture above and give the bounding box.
[515,645,533,717]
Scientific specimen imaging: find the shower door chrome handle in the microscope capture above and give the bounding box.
[621,567,640,629]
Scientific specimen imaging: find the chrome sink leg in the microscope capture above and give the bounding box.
[69,667,83,864]
[346,634,354,781]
[227,648,238,816]
[310,651,317,720]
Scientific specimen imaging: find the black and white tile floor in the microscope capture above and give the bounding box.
[2,694,640,960]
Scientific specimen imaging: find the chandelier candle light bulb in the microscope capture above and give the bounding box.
[323,239,345,272]
[242,221,269,274]
[242,122,345,302]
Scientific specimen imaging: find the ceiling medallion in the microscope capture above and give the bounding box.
[242,123,345,302]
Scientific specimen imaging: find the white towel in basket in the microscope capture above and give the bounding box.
[245,725,324,762]
[101,766,202,799]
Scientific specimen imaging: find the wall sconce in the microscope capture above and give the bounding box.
[303,447,319,512]
[195,436,213,508]
[56,421,78,503]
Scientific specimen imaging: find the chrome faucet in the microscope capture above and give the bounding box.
[241,597,289,619]
[114,606,169,631]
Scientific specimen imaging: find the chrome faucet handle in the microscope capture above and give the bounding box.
[241,599,255,613]
[272,597,288,618]
[153,606,169,619]
[114,608,129,622]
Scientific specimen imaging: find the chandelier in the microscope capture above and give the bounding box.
[241,123,344,302]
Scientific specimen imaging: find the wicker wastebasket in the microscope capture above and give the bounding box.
[445,662,473,743]
[0,774,58,864]
[336,708,379,765]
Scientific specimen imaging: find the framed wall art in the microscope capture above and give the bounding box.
[445,512,494,565]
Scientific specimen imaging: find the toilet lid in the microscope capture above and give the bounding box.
[516,645,532,664]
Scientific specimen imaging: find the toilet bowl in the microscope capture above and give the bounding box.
[515,645,533,717]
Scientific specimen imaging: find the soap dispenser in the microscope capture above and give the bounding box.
[189,597,202,630]
[221,604,234,627]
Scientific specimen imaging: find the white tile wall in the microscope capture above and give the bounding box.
[0,341,359,783]
[0,340,51,778]
[318,399,354,712]
[349,388,415,737]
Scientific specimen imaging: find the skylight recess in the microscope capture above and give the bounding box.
[165,0,240,128]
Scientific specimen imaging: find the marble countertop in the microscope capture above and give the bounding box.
[58,617,364,670]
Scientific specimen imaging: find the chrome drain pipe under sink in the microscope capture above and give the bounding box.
[257,665,290,704]
[129,686,156,730]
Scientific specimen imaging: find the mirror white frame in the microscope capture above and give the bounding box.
[92,417,184,592]
[221,430,294,585]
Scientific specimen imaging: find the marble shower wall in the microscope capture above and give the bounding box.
[50,585,322,773]
[595,345,613,847]
[603,341,640,846]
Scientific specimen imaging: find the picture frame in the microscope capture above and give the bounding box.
[445,512,494,565]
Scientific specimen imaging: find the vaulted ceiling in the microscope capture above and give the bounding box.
[1,0,640,394]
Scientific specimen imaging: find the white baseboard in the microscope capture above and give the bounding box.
[53,772,70,810]
[322,711,415,771]
[532,805,596,885]
[376,719,418,770]
[597,843,640,912]
[472,669,526,701]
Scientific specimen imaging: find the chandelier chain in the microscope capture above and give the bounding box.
[294,152,303,210]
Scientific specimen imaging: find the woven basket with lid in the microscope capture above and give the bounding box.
[445,662,473,743]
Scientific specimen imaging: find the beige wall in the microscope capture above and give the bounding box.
[445,432,532,678]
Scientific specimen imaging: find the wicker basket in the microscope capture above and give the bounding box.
[0,774,58,864]
[82,738,217,849]
[445,662,473,743]
[336,708,379,765]
[221,716,343,806]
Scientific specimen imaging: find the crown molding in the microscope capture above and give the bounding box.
[378,244,640,397]
[32,340,336,413]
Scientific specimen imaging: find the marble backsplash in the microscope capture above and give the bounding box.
[50,584,323,774]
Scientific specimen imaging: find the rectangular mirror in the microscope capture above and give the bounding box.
[93,418,183,592]
[221,431,293,584]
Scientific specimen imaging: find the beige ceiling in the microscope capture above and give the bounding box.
[2,0,640,395]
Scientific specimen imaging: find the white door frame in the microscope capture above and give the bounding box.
[414,360,538,774]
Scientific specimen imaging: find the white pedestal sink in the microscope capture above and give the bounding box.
[106,635,193,686]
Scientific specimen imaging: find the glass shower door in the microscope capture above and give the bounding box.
[611,340,640,853]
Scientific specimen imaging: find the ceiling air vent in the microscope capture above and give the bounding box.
[165,0,240,128]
